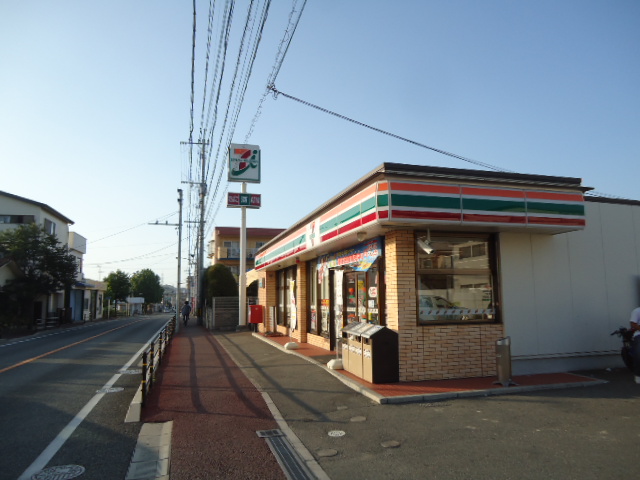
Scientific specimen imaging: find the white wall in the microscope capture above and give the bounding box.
[500,200,640,374]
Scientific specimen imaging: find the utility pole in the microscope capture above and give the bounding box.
[181,139,208,326]
[147,191,183,331]
[198,144,206,325]
[176,189,183,332]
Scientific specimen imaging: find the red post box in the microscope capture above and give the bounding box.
[249,305,263,324]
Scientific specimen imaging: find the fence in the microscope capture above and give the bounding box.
[203,297,258,331]
[141,315,176,406]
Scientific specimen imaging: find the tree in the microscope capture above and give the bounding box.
[104,270,131,302]
[0,224,77,323]
[205,264,238,298]
[131,269,163,306]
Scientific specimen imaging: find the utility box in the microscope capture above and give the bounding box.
[495,337,515,387]
[361,325,399,383]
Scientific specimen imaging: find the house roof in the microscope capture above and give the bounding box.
[0,190,74,225]
[0,257,23,278]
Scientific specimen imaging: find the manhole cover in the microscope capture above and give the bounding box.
[96,387,124,394]
[31,464,85,480]
[328,430,346,437]
[119,369,142,375]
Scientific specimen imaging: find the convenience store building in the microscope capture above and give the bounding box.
[251,163,640,382]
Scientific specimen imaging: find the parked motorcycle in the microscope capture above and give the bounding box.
[611,327,634,371]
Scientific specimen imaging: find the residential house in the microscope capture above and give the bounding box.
[208,227,285,280]
[0,190,88,323]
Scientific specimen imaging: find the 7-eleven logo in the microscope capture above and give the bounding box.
[229,144,260,182]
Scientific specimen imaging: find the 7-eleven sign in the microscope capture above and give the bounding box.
[228,144,261,183]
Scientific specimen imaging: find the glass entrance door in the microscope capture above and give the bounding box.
[345,272,367,323]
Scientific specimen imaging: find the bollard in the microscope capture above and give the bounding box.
[141,351,148,406]
[493,337,518,387]
[149,341,155,388]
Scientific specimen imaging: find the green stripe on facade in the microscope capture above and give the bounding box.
[391,193,460,210]
[377,193,389,207]
[261,234,306,263]
[320,204,362,235]
[526,201,585,216]
[361,196,376,213]
[462,198,526,213]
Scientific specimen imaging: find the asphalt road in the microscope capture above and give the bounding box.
[216,332,640,480]
[0,315,173,480]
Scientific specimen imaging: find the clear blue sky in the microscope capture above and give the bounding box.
[1,1,638,286]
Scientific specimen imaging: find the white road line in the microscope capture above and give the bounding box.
[17,323,167,480]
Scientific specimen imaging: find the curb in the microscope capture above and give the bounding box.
[125,421,172,480]
[252,333,608,404]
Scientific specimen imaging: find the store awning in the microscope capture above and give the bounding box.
[318,237,382,272]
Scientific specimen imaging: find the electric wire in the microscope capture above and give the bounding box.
[267,85,514,173]
[244,0,308,142]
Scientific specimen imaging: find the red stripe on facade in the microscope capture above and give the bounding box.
[391,210,462,221]
[462,213,527,224]
[378,210,389,219]
[526,191,584,202]
[321,230,339,242]
[527,216,586,226]
[361,211,378,225]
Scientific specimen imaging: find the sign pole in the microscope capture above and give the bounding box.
[239,181,247,329]
[228,144,260,331]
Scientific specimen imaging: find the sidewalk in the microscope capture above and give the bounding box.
[130,326,606,479]
[136,326,287,480]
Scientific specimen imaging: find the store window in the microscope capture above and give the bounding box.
[277,266,297,326]
[344,265,381,325]
[416,233,497,324]
[307,260,331,337]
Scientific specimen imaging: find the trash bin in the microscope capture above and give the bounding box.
[494,337,516,387]
[361,326,399,383]
[341,322,369,377]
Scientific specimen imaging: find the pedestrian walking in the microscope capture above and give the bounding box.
[181,301,192,327]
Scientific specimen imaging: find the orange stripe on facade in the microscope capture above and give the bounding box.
[461,187,525,198]
[319,183,377,223]
[268,226,306,252]
[526,191,584,202]
[390,182,460,195]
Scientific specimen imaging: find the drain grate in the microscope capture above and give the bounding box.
[31,464,85,480]
[256,429,285,438]
[257,430,315,480]
[119,369,142,375]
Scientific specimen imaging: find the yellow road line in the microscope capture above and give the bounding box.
[0,320,143,374]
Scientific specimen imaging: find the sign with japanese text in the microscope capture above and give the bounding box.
[227,192,262,209]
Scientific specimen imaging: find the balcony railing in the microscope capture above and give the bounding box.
[218,247,258,260]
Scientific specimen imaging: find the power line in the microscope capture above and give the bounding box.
[267,85,514,173]
[245,0,308,142]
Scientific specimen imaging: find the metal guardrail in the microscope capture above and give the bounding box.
[141,315,176,406]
